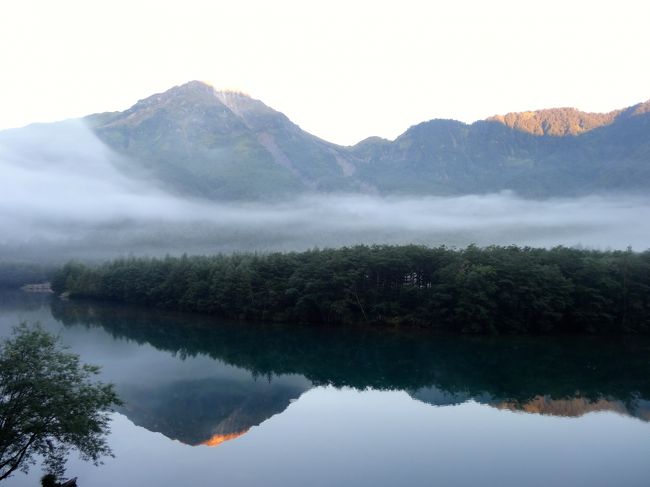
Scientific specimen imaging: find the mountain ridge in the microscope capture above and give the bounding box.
[3,80,650,200]
[92,81,650,143]
[485,100,650,137]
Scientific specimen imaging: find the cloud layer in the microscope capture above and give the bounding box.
[1,121,648,261]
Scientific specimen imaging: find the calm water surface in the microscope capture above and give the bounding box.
[1,291,649,486]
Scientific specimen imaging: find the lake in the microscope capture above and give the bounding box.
[1,291,649,486]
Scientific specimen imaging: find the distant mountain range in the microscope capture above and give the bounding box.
[8,81,650,199]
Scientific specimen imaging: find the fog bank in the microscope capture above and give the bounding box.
[1,121,648,261]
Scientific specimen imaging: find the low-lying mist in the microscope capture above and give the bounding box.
[1,121,648,262]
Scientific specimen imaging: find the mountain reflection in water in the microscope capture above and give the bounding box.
[42,297,650,447]
[201,430,248,447]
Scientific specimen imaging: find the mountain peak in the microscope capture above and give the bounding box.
[177,79,215,90]
[486,107,623,136]
[167,82,257,105]
[173,81,252,100]
[130,82,284,130]
[124,80,222,115]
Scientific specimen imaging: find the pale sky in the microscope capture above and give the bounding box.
[1,0,649,145]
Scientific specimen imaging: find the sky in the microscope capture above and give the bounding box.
[1,0,650,145]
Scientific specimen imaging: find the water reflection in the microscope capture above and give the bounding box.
[45,296,650,447]
[494,396,650,420]
[2,292,650,487]
[117,370,309,446]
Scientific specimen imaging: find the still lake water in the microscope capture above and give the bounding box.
[1,291,650,486]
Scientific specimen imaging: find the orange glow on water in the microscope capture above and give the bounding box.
[494,396,629,417]
[201,430,249,447]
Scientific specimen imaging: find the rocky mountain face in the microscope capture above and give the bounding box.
[487,101,650,136]
[85,81,362,199]
[5,81,650,199]
[353,101,650,197]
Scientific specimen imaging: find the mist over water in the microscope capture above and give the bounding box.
[1,121,648,261]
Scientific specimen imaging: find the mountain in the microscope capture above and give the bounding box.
[487,101,650,136]
[3,80,650,199]
[353,101,650,197]
[488,107,621,137]
[85,81,362,199]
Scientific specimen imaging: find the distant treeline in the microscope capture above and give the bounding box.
[52,245,650,334]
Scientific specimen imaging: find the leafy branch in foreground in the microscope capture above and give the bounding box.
[0,324,121,481]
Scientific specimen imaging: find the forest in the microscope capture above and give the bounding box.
[51,245,650,334]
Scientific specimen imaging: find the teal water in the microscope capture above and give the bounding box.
[1,292,649,486]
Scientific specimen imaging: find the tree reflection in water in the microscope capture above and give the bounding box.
[50,298,650,446]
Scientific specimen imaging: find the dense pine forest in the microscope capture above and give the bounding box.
[52,245,650,334]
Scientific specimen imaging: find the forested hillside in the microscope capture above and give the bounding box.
[52,245,650,334]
